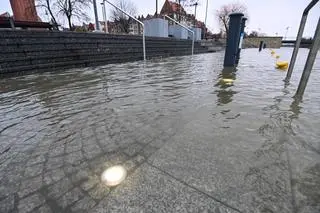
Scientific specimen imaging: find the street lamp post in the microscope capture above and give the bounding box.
[204,0,208,27]
[284,26,289,40]
[93,0,100,31]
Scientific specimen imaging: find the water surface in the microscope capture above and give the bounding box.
[0,48,319,213]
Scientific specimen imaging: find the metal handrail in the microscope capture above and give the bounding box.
[103,0,146,61]
[285,0,319,81]
[164,15,194,55]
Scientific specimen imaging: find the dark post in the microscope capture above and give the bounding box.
[263,43,266,49]
[259,41,264,52]
[224,13,244,67]
[235,17,247,64]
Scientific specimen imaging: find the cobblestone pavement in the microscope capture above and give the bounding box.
[1,51,320,213]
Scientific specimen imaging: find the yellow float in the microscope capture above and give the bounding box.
[276,61,288,70]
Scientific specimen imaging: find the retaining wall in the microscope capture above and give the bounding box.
[243,37,283,48]
[0,30,209,74]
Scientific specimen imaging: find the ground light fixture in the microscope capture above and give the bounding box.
[101,165,127,186]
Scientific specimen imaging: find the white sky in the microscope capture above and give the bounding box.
[1,0,319,38]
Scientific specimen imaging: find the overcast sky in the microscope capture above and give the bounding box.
[1,0,319,38]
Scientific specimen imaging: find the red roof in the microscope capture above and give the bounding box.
[160,0,186,15]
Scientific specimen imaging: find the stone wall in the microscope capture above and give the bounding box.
[0,30,209,74]
[243,37,283,48]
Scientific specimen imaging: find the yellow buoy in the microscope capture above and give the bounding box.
[276,61,288,70]
[275,55,280,59]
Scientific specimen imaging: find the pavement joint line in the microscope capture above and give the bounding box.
[146,161,244,213]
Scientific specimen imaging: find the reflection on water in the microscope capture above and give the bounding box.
[215,67,238,106]
[0,48,319,213]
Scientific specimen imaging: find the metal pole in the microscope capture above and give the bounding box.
[93,0,100,31]
[204,0,208,27]
[259,41,264,52]
[103,1,108,33]
[194,3,198,27]
[284,26,289,40]
[164,15,194,55]
[101,2,106,33]
[295,17,320,99]
[286,0,319,82]
[224,13,244,67]
[104,0,146,61]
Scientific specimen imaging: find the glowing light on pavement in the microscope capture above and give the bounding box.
[101,165,127,186]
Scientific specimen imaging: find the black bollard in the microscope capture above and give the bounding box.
[263,43,266,49]
[224,13,244,67]
[259,41,264,52]
[235,17,247,65]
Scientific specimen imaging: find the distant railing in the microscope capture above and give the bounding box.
[164,15,194,55]
[102,0,146,61]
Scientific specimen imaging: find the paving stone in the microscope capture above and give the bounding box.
[71,196,96,212]
[47,178,73,199]
[18,175,43,198]
[7,152,29,164]
[123,143,143,157]
[0,195,15,213]
[83,144,102,160]
[71,168,90,183]
[132,154,146,165]
[140,145,158,158]
[80,176,99,191]
[88,183,110,200]
[27,155,46,166]
[48,145,65,158]
[45,156,64,171]
[148,138,167,149]
[18,193,45,213]
[64,161,89,175]
[33,205,52,213]
[24,163,44,178]
[92,164,237,213]
[65,141,82,154]
[64,151,84,166]
[57,187,84,208]
[31,146,50,158]
[43,168,65,185]
[123,159,137,172]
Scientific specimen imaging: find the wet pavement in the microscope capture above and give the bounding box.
[0,48,319,213]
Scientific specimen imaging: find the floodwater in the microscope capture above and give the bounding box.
[0,48,319,213]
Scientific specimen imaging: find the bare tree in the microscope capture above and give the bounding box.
[55,0,91,30]
[248,30,259,38]
[110,0,137,33]
[216,2,248,35]
[36,0,58,27]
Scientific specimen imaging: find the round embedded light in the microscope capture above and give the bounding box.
[101,165,127,186]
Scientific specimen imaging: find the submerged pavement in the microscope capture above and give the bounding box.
[1,50,319,213]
